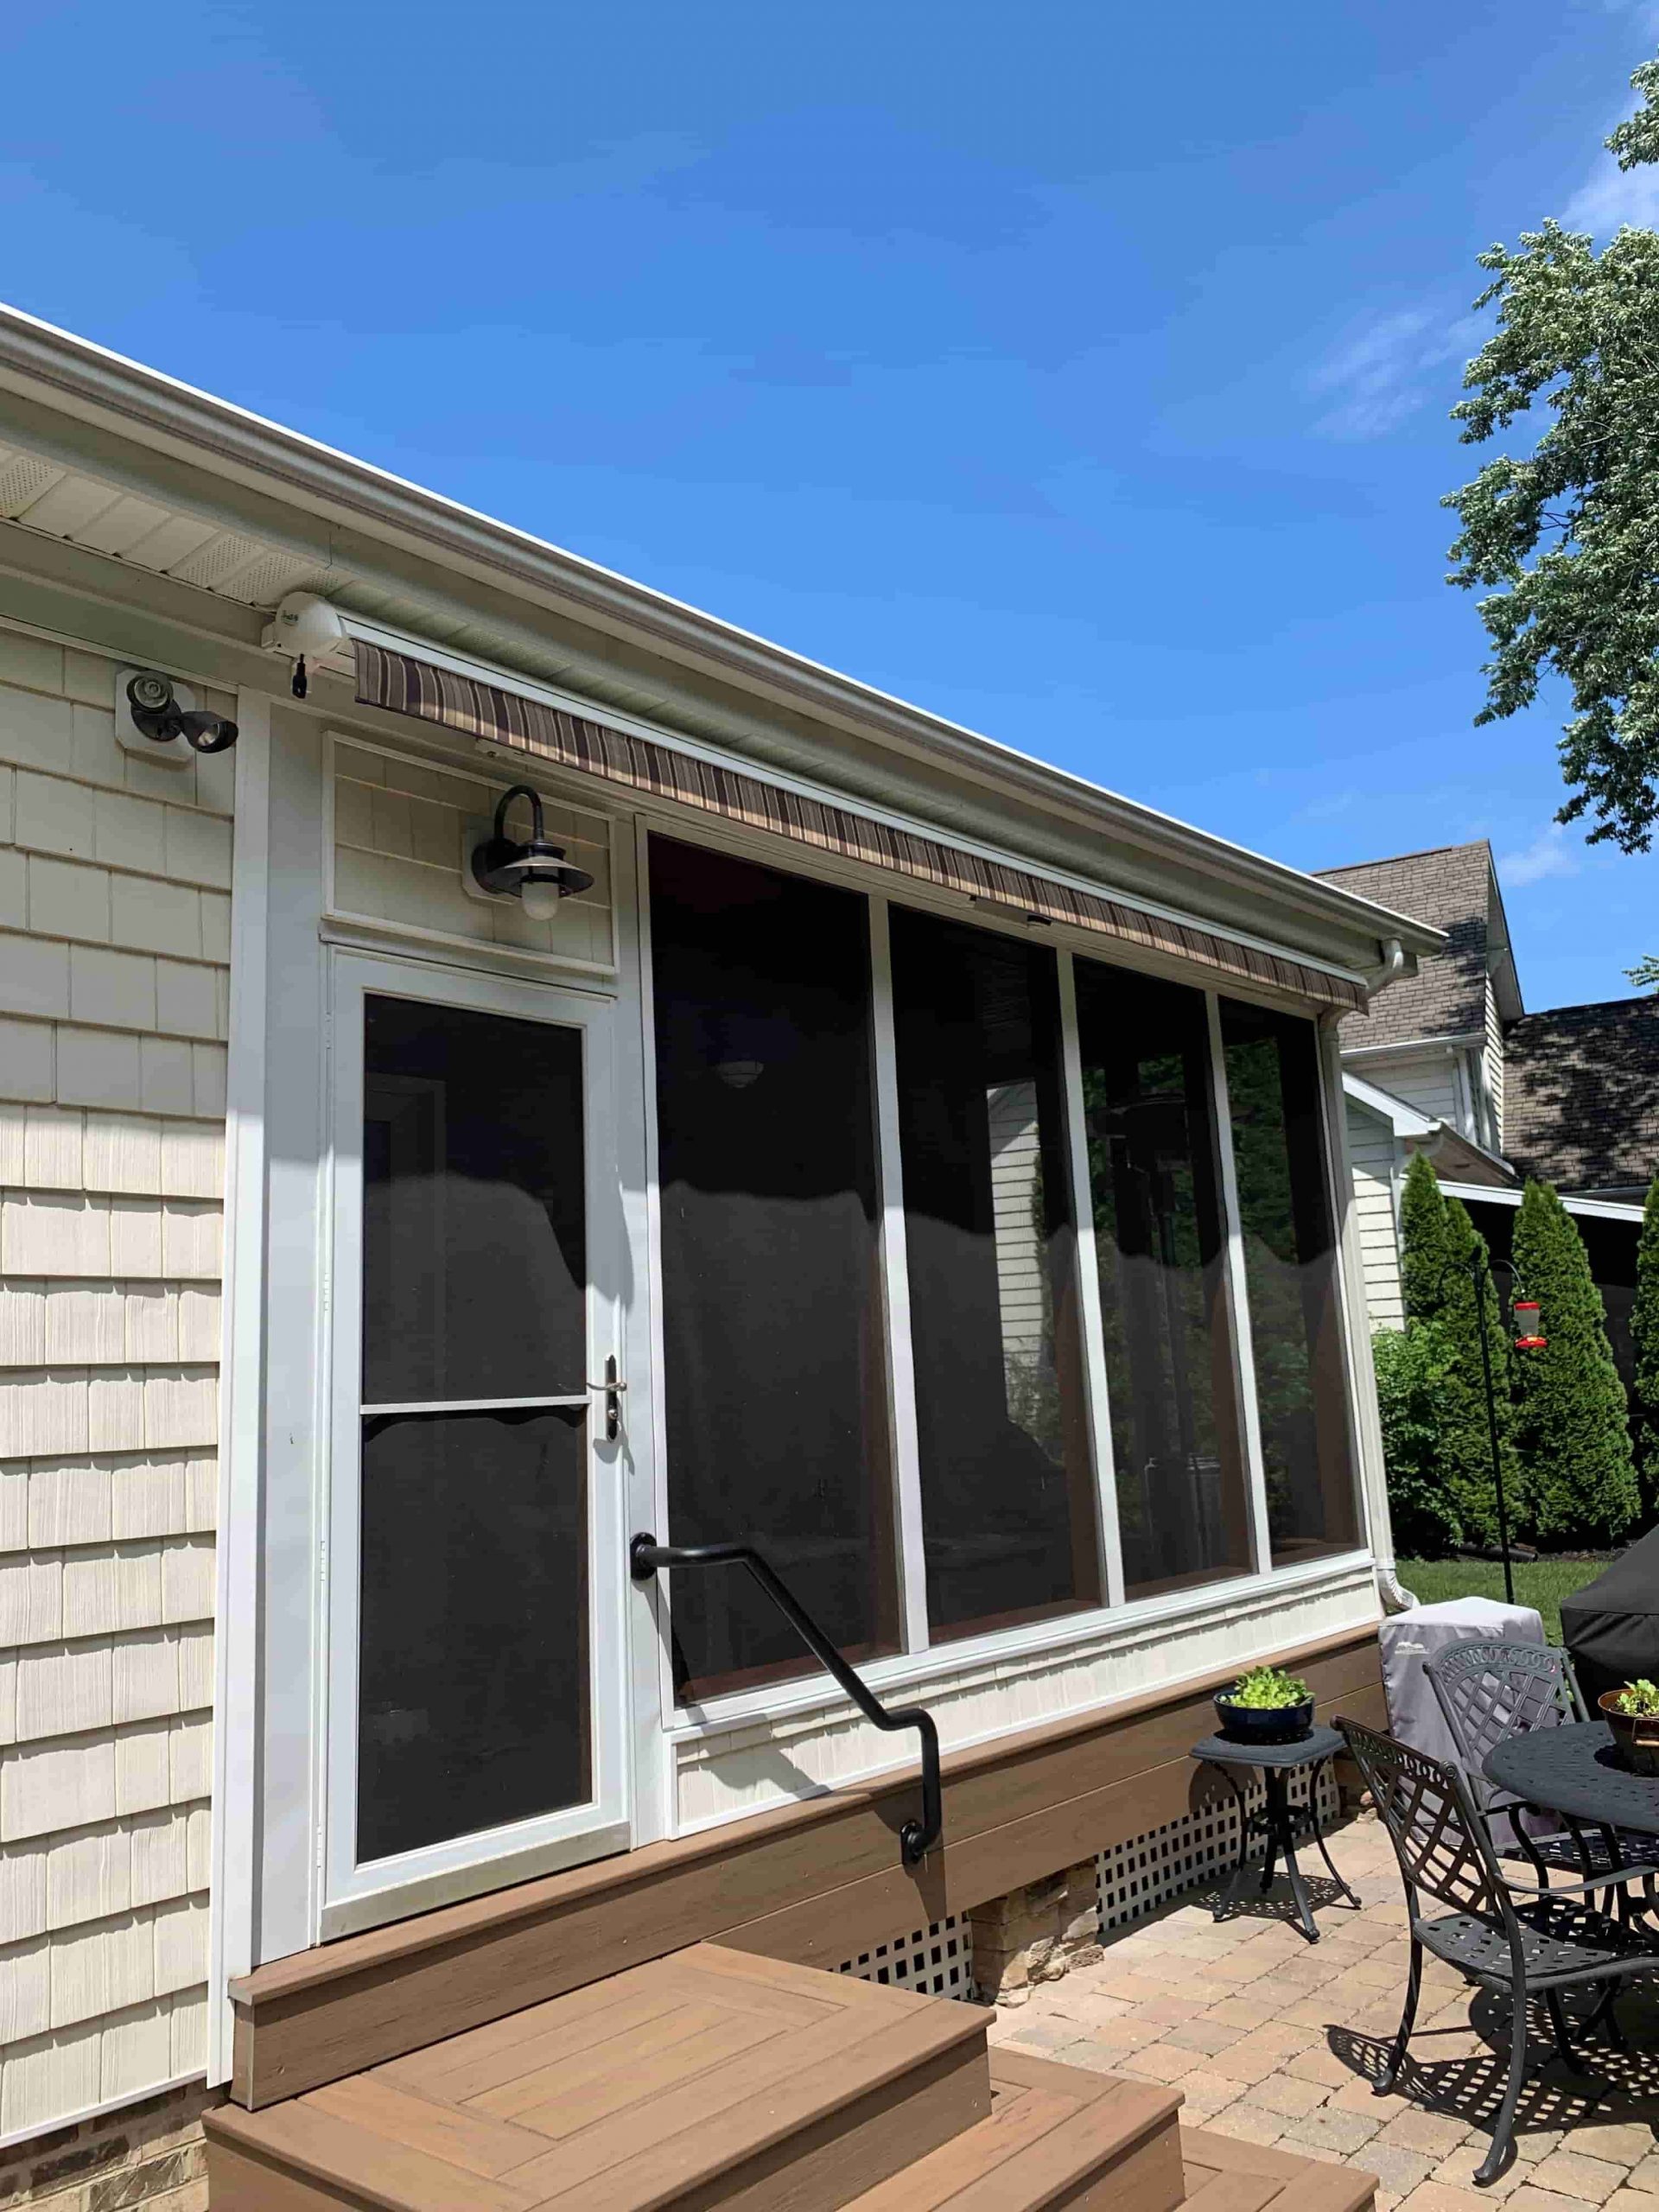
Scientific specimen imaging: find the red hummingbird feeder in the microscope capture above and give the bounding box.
[1513,1300,1547,1351]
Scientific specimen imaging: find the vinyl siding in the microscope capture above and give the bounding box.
[1345,1100,1405,1333]
[1357,1046,1462,1134]
[0,622,229,2141]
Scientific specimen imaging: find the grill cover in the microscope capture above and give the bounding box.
[1560,1525,1659,1707]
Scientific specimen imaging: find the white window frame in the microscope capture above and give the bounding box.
[634,810,1376,1744]
[319,948,632,1937]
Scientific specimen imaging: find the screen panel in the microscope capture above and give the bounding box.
[889,906,1099,1641]
[1074,958,1254,1597]
[1219,997,1360,1566]
[649,836,898,1701]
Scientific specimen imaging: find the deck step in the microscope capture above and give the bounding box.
[1181,2125,1377,2212]
[203,1942,991,2212]
[844,2050,1185,2210]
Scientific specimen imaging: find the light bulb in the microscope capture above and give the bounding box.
[520,877,563,924]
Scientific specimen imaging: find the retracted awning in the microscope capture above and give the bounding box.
[355,639,1367,1014]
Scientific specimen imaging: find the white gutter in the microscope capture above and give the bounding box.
[0,304,1444,969]
[1343,1071,1439,1140]
[1437,1180,1644,1224]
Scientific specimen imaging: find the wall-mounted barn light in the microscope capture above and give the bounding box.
[470,784,594,919]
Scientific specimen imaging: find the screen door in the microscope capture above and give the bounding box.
[324,952,629,1936]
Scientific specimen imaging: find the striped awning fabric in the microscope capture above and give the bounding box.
[354,639,1367,1014]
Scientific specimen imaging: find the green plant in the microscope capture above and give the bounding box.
[1396,1157,1518,1543]
[1443,54,1659,853]
[1372,1320,1465,1555]
[1511,1179,1640,1546]
[1220,1665,1311,1710]
[1611,1679,1659,1717]
[1634,1171,1659,1515]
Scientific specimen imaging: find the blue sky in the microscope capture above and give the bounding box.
[2,2,1655,1006]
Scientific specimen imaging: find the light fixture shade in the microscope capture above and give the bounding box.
[470,783,594,910]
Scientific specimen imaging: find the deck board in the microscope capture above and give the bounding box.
[206,1942,991,2212]
[228,1626,1384,2107]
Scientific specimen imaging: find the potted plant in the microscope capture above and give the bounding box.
[1600,1679,1659,1777]
[1214,1665,1315,1745]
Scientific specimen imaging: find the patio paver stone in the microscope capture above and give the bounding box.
[1002,1808,1659,2205]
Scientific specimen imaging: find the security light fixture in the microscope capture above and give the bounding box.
[470,784,593,919]
[124,671,238,753]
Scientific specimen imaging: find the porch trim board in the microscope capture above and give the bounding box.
[228,1620,1384,2109]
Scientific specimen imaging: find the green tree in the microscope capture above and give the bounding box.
[1400,1151,1454,1322]
[1396,1154,1518,1544]
[1630,955,1659,990]
[1510,1179,1640,1544]
[1443,55,1659,853]
[1634,1170,1659,1513]
[1371,1321,1465,1556]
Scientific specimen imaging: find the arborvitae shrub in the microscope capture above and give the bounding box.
[1371,1320,1464,1554]
[1634,1171,1659,1517]
[1395,1154,1518,1546]
[1511,1179,1640,1548]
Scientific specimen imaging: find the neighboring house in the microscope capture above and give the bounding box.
[0,309,1435,2208]
[1315,841,1658,1374]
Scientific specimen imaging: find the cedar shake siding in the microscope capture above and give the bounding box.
[0,620,231,2138]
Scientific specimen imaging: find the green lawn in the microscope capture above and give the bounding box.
[1397,1555,1610,1647]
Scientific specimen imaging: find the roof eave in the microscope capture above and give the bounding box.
[0,302,1445,963]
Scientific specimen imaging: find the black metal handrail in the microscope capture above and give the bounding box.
[629,1532,942,1868]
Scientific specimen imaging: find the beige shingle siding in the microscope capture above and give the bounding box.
[1345,1101,1404,1332]
[0,623,227,2140]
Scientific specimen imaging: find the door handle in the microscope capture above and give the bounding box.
[588,1357,626,1440]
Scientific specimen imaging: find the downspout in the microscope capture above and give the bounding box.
[1335,944,1416,1611]
[1363,937,1406,994]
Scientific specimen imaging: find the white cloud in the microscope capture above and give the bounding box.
[1564,153,1659,237]
[1308,309,1484,442]
[1496,825,1581,887]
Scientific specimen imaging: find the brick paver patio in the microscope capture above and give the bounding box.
[989,1810,1659,2212]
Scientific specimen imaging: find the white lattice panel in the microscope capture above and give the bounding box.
[1097,1764,1339,1933]
[836,1915,974,2000]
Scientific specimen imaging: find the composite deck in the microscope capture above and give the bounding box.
[205,1943,1378,2212]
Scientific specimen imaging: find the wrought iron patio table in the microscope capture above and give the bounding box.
[1191,1723,1359,1942]
[1486,1719,1659,1839]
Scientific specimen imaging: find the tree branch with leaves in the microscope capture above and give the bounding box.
[1445,56,1659,859]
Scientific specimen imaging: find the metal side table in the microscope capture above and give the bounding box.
[1191,1722,1359,1942]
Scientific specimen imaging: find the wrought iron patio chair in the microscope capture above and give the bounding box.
[1424,1640,1659,1905]
[1338,1717,1659,2185]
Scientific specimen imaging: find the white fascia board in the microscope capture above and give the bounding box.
[1437,1179,1644,1224]
[339,613,1380,995]
[1341,1032,1486,1061]
[0,303,1444,968]
[1343,1071,1440,1139]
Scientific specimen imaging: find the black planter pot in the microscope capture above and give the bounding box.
[1214,1695,1315,1745]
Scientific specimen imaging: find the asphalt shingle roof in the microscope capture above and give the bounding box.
[1316,842,1494,1047]
[1503,996,1659,1196]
